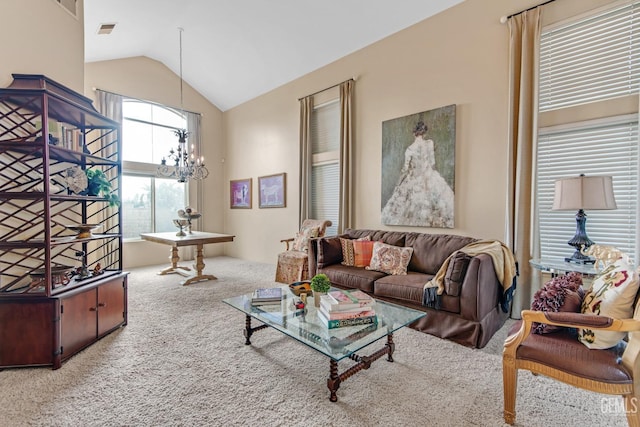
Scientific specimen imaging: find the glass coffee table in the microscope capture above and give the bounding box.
[223,286,426,402]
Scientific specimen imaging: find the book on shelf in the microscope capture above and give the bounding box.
[317,309,378,329]
[318,304,375,321]
[251,287,283,305]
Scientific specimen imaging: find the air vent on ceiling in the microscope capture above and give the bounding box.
[98,23,117,35]
[52,0,77,19]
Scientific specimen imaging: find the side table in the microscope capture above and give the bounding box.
[529,258,598,278]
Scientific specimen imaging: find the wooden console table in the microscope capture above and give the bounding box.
[140,231,235,285]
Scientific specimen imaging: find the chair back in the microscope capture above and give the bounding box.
[300,219,332,238]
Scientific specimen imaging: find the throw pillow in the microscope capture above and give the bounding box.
[366,242,413,275]
[530,271,585,334]
[292,226,320,253]
[443,251,472,297]
[340,236,371,266]
[578,256,640,349]
[352,240,376,268]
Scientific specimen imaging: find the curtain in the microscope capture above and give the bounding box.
[96,90,123,268]
[505,8,542,318]
[299,96,313,226]
[338,80,354,233]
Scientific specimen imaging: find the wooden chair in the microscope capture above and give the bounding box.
[503,305,640,426]
[274,219,332,284]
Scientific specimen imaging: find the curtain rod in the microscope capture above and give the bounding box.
[500,0,558,23]
[297,77,356,101]
[92,87,202,116]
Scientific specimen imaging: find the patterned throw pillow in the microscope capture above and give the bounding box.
[340,236,371,266]
[366,242,413,275]
[578,256,640,349]
[292,226,320,253]
[352,240,376,267]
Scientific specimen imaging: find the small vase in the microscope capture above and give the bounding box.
[314,291,326,307]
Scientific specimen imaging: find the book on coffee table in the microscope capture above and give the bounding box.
[317,309,378,329]
[251,287,283,305]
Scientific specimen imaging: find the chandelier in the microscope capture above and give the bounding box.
[157,28,209,183]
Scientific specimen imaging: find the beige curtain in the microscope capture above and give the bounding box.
[96,90,123,268]
[299,96,313,226]
[339,80,354,233]
[505,9,542,318]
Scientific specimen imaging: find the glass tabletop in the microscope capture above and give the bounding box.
[529,258,598,276]
[223,286,426,361]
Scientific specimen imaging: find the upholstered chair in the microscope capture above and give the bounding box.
[274,219,332,284]
[503,304,640,426]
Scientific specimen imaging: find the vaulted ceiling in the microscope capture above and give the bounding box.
[84,0,465,111]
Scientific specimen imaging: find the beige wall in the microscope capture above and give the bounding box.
[0,0,84,92]
[84,57,226,268]
[222,0,619,265]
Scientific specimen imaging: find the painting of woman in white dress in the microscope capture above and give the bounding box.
[381,105,455,227]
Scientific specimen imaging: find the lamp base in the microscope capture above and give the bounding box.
[565,253,595,264]
[564,208,596,265]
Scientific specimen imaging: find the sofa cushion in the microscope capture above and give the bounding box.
[318,264,386,293]
[340,236,371,266]
[345,229,406,247]
[353,240,376,267]
[317,236,344,269]
[444,251,472,296]
[374,272,460,314]
[366,242,413,275]
[405,233,476,275]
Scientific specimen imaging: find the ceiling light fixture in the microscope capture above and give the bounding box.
[157,28,209,183]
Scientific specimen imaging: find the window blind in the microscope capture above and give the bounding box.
[537,119,639,262]
[311,163,339,236]
[539,1,640,112]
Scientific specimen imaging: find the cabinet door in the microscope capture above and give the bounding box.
[60,289,97,359]
[97,276,126,337]
[0,299,56,367]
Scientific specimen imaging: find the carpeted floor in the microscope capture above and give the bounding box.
[1,257,628,426]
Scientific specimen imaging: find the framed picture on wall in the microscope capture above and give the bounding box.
[258,173,286,208]
[230,178,252,209]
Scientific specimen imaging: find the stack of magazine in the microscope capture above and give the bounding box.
[251,287,283,305]
[317,289,377,329]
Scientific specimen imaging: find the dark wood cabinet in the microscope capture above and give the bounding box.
[0,75,127,369]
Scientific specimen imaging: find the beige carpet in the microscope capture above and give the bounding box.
[1,257,628,426]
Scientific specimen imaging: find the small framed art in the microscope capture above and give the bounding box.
[258,173,286,208]
[230,178,252,209]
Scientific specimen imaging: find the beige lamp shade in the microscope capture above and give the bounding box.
[552,175,617,211]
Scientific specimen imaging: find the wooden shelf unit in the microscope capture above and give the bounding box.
[0,74,127,369]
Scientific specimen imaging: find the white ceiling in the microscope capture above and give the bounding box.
[84,0,465,111]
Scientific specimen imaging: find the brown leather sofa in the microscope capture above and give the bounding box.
[308,228,512,348]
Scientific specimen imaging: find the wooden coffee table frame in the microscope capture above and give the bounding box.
[242,314,396,402]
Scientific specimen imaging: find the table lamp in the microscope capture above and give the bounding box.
[552,174,616,264]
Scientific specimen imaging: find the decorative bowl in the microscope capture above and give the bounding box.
[29,265,73,289]
[173,219,190,236]
[65,223,101,239]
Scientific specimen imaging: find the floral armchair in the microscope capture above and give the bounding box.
[274,219,332,284]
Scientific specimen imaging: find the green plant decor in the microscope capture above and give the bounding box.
[310,273,331,293]
[85,169,120,207]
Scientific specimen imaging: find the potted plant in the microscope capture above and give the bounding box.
[310,273,331,307]
[85,169,120,207]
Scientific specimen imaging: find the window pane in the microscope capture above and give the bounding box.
[152,104,184,129]
[122,175,152,239]
[123,100,152,122]
[122,119,153,163]
[154,178,187,233]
